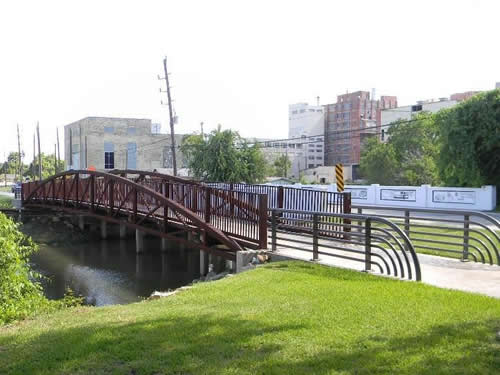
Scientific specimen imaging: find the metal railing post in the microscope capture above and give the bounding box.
[271,210,277,251]
[312,213,319,260]
[463,214,470,261]
[205,187,212,223]
[404,210,410,238]
[357,207,363,233]
[258,194,268,249]
[364,218,372,272]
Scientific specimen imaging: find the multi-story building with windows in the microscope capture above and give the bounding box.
[323,91,397,166]
[64,117,184,172]
[288,103,324,138]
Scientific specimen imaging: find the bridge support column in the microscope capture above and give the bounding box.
[136,229,144,253]
[161,238,168,252]
[78,216,85,231]
[119,221,127,239]
[200,250,209,276]
[100,221,108,239]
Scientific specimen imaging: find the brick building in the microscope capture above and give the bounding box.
[324,91,397,166]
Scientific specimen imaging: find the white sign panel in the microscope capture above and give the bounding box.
[380,189,416,202]
[346,188,368,200]
[432,190,476,204]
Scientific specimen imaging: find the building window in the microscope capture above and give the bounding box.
[127,127,136,135]
[292,110,298,114]
[308,156,315,160]
[300,109,306,113]
[127,142,137,169]
[316,156,322,160]
[104,142,114,169]
[411,104,423,112]
[104,126,114,134]
[308,164,314,168]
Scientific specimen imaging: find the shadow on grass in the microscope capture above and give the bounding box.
[0,313,304,374]
[1,309,498,374]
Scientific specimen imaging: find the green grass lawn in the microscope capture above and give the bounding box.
[1,261,499,374]
[0,195,13,209]
[0,186,12,193]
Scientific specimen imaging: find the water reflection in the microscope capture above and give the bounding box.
[30,236,201,306]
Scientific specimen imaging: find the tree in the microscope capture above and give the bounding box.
[273,155,291,177]
[360,113,441,186]
[387,112,441,185]
[360,137,400,184]
[26,153,65,180]
[181,127,267,183]
[436,89,500,188]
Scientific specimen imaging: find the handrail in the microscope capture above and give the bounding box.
[269,208,421,281]
[352,204,500,265]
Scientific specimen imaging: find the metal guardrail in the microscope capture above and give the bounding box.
[352,205,500,265]
[269,208,421,281]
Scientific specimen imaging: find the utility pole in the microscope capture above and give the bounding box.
[54,144,57,174]
[56,127,61,172]
[36,122,42,181]
[160,56,177,176]
[16,124,22,181]
[200,121,204,137]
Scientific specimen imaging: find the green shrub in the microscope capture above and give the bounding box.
[0,213,54,324]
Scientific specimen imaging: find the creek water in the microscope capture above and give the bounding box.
[22,217,201,306]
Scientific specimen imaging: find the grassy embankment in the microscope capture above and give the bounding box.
[0,194,13,209]
[1,261,499,374]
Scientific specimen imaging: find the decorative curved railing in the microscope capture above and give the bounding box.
[269,208,422,281]
[352,205,500,266]
[22,170,272,258]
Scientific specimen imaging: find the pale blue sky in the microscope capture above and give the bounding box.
[0,0,498,162]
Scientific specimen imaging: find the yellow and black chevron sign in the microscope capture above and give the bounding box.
[335,164,344,192]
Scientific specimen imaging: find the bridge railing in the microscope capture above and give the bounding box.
[269,208,422,281]
[206,182,351,238]
[352,205,500,265]
[132,178,268,248]
[22,172,269,250]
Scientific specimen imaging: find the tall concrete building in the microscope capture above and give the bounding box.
[324,91,397,166]
[64,117,184,172]
[288,102,324,138]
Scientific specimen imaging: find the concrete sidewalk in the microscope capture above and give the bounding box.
[273,246,500,299]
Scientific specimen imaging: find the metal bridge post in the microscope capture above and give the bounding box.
[75,174,79,206]
[364,218,372,272]
[463,214,470,261]
[205,187,212,223]
[271,210,277,251]
[357,207,363,233]
[343,193,351,239]
[404,210,410,238]
[89,175,95,212]
[132,188,138,223]
[62,175,66,206]
[277,186,284,210]
[258,194,268,249]
[312,213,319,260]
[108,180,114,215]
